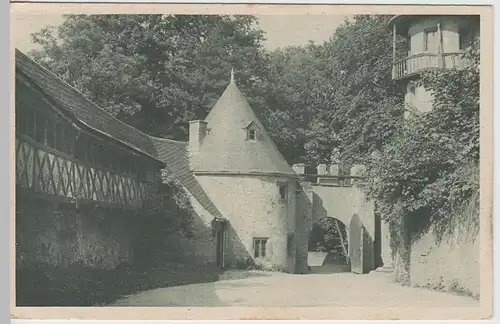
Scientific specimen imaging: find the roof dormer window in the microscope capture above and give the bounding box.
[248,129,256,141]
[243,121,258,141]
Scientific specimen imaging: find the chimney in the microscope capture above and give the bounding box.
[317,164,327,176]
[189,120,208,153]
[329,164,339,176]
[292,163,305,175]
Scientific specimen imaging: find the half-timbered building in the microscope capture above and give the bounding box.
[15,49,227,271]
[15,49,169,270]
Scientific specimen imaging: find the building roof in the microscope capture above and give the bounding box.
[151,137,224,218]
[193,79,296,177]
[388,15,480,34]
[15,49,225,219]
[15,49,161,163]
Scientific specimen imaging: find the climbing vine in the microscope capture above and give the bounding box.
[366,41,480,256]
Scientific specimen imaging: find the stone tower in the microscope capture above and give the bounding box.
[188,72,304,272]
[389,15,480,115]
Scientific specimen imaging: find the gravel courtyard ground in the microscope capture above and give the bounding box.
[109,270,479,307]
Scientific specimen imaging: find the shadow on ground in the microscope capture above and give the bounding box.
[308,252,351,274]
[16,263,271,307]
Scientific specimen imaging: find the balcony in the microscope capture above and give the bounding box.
[392,52,469,80]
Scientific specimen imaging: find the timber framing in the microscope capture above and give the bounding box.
[15,50,164,209]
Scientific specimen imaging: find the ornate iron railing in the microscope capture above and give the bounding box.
[392,52,468,80]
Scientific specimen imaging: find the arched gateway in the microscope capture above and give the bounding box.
[294,164,388,274]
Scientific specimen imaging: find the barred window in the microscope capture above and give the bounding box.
[253,238,268,258]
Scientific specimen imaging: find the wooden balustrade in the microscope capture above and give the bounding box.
[392,52,467,80]
[16,135,150,208]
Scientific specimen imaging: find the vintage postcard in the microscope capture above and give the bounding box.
[10,2,493,321]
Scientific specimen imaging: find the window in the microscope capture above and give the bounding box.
[287,234,294,257]
[54,122,64,152]
[279,184,288,200]
[248,129,256,141]
[45,119,56,148]
[253,238,268,258]
[424,27,438,52]
[25,109,35,139]
[34,112,47,144]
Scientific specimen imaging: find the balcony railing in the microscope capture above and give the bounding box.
[392,52,469,80]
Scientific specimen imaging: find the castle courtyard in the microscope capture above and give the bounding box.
[109,270,478,307]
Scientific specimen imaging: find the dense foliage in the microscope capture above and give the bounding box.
[30,15,268,139]
[366,42,480,248]
[308,218,349,263]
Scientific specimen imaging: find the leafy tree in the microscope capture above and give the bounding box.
[308,217,349,263]
[303,15,404,166]
[30,14,268,140]
[258,44,330,163]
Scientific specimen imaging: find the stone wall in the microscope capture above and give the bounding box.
[178,189,218,267]
[195,174,296,271]
[311,185,376,243]
[409,228,480,297]
[16,196,135,270]
[294,181,313,274]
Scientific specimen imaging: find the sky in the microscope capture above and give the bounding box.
[13,14,351,52]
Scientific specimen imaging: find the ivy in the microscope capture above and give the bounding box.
[366,40,480,249]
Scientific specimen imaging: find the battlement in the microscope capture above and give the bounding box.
[292,163,367,187]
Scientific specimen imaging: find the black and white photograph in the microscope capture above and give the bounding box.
[10,3,493,320]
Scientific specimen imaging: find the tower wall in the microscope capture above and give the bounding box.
[405,82,434,114]
[399,16,479,114]
[407,17,462,55]
[195,174,298,271]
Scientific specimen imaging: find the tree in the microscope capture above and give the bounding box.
[258,44,330,164]
[303,15,404,166]
[30,14,268,140]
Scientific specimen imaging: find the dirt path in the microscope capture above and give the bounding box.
[109,270,478,307]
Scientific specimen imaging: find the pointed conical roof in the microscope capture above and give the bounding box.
[192,80,296,177]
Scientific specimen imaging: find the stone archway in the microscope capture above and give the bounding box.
[307,217,350,273]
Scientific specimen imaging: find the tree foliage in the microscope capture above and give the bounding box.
[308,217,349,263]
[366,42,480,245]
[303,15,404,165]
[30,14,267,140]
[256,15,404,165]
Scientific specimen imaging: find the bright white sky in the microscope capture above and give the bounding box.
[13,14,351,52]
